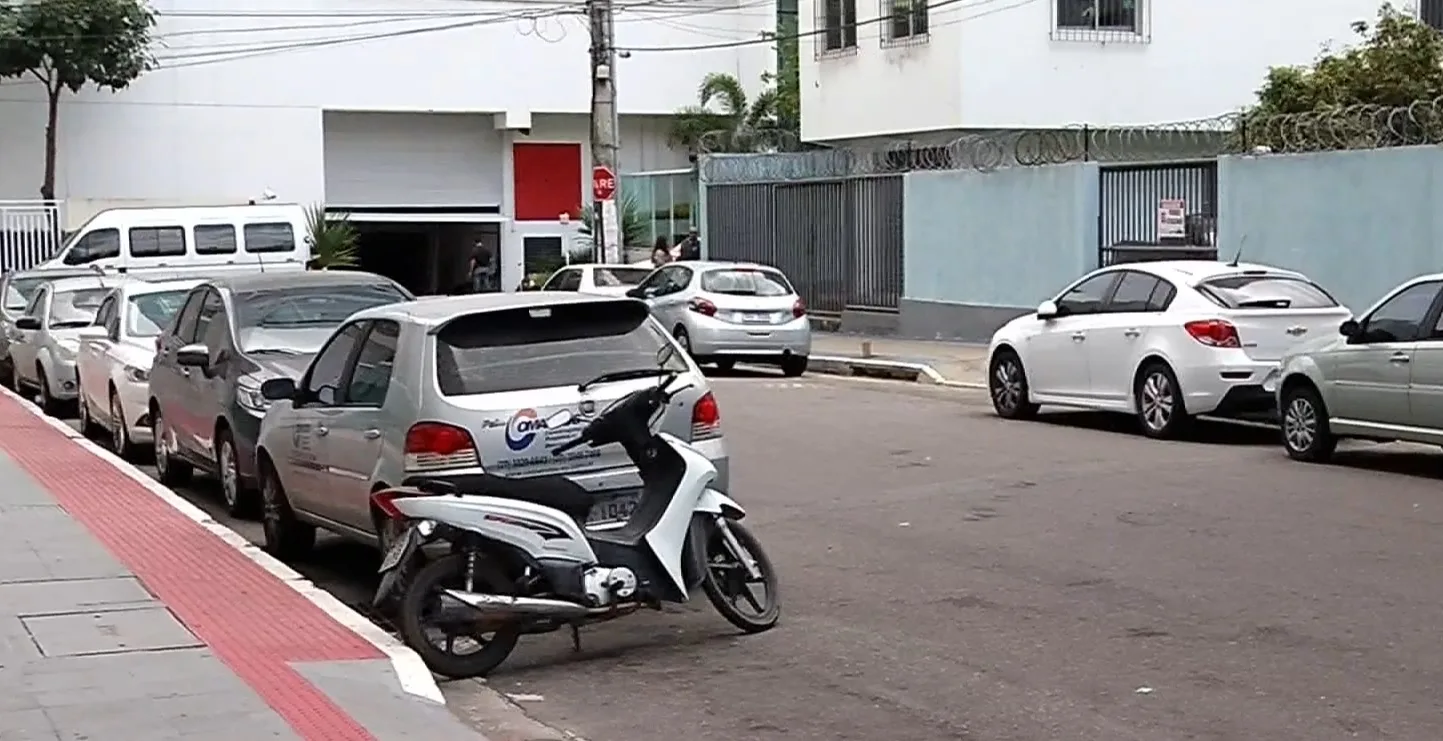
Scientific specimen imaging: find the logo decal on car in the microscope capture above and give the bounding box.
[505,408,547,451]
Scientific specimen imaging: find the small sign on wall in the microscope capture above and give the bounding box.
[1157,199,1186,241]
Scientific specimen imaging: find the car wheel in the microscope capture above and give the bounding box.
[217,429,258,518]
[36,366,62,417]
[153,407,193,486]
[989,350,1039,420]
[1134,362,1191,439]
[780,354,808,377]
[0,358,13,389]
[78,391,101,438]
[1281,383,1337,463]
[260,460,315,561]
[110,389,140,461]
[674,325,694,356]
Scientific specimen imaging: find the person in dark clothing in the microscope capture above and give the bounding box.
[676,227,701,261]
[651,236,672,267]
[468,243,493,293]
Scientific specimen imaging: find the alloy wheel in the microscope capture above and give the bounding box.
[220,439,239,508]
[1140,372,1174,431]
[1283,396,1317,452]
[262,472,281,542]
[154,415,171,477]
[992,359,1022,412]
[111,395,127,453]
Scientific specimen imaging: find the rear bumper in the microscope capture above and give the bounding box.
[1176,359,1281,416]
[688,317,811,358]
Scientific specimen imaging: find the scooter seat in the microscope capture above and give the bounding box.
[402,473,594,522]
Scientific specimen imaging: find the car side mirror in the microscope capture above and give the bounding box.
[175,343,210,367]
[625,287,644,299]
[1339,319,1360,338]
[1036,300,1060,319]
[260,377,297,402]
[14,316,40,331]
[75,326,107,340]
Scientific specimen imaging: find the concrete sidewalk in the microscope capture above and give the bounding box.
[0,391,485,741]
[808,333,989,387]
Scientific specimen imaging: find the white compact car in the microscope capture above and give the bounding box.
[986,260,1351,438]
[75,278,200,459]
[539,263,656,297]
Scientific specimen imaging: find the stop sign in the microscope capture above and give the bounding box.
[592,165,616,201]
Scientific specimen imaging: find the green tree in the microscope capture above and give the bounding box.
[668,72,782,154]
[761,14,799,136]
[0,0,157,201]
[1237,3,1443,151]
[304,204,361,270]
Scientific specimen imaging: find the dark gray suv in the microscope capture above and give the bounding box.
[148,271,412,516]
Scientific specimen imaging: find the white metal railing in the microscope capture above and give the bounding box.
[0,200,62,272]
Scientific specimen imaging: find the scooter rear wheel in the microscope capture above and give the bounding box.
[396,552,522,679]
[700,519,780,633]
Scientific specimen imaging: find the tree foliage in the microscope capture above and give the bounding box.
[1238,4,1443,151]
[304,204,361,270]
[668,72,784,154]
[0,0,157,200]
[761,13,800,137]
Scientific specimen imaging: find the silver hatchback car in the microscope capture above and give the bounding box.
[627,261,811,376]
[251,292,729,559]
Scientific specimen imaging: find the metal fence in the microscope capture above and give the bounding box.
[0,201,61,272]
[1098,161,1218,266]
[704,175,903,314]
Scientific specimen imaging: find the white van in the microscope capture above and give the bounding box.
[34,204,309,277]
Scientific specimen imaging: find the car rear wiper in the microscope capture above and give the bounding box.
[577,368,668,392]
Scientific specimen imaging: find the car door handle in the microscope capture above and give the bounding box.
[315,425,329,436]
[1071,332,1086,341]
[1389,353,1411,364]
[363,428,381,440]
[1123,329,1141,338]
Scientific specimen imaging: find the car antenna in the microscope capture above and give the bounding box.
[1226,234,1247,267]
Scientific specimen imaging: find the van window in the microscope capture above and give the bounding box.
[194,225,237,255]
[243,223,296,254]
[62,229,120,265]
[129,227,187,258]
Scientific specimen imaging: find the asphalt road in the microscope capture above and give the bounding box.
[60,375,1443,741]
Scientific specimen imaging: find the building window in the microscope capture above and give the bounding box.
[1052,0,1148,42]
[881,0,928,46]
[818,0,858,56]
[1422,0,1443,31]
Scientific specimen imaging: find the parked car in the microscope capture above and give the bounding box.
[626,261,810,376]
[10,275,123,414]
[0,267,98,385]
[75,278,202,459]
[251,292,729,560]
[147,271,413,517]
[540,263,655,297]
[1277,273,1443,461]
[987,260,1351,439]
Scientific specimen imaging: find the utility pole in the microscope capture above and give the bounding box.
[588,0,620,263]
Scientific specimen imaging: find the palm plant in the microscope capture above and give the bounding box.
[304,204,360,270]
[669,72,780,154]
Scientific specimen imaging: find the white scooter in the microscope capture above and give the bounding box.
[370,347,780,679]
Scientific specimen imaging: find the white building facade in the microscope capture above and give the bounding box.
[0,0,773,227]
[798,0,1409,143]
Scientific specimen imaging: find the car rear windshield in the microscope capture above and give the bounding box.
[235,283,410,329]
[435,301,673,396]
[593,267,651,287]
[700,268,793,296]
[1197,274,1339,310]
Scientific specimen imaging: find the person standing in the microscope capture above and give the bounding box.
[651,236,672,267]
[676,227,701,261]
[468,242,492,293]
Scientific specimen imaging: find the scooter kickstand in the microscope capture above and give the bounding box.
[569,623,583,653]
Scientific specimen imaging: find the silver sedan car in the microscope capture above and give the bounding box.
[0,267,96,384]
[9,275,121,414]
[626,261,811,376]
[251,292,730,560]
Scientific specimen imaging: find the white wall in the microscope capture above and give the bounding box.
[0,0,768,215]
[801,0,1394,140]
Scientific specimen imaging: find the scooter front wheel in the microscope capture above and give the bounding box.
[396,552,522,679]
[700,519,780,633]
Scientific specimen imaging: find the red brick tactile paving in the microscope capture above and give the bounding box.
[0,394,383,741]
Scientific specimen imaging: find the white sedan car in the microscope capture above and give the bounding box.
[986,260,1351,439]
[75,278,200,459]
[540,263,656,297]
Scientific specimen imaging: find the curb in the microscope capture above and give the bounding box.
[0,384,446,706]
[808,355,987,390]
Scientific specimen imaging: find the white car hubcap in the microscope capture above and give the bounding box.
[1141,373,1174,430]
[1283,397,1317,451]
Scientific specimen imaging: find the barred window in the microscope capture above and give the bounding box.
[821,0,858,53]
[882,0,928,44]
[1054,0,1143,40]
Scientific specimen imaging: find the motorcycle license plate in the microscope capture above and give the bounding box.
[379,525,421,573]
[586,493,641,527]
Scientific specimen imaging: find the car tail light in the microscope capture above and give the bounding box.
[1184,319,1241,348]
[688,298,717,316]
[692,391,721,440]
[792,298,806,318]
[404,422,480,472]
